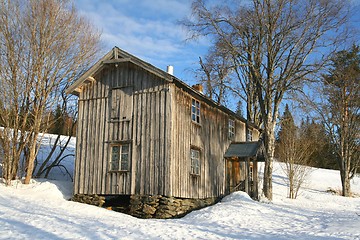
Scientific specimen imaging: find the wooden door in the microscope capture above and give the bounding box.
[110,86,133,141]
[226,159,242,193]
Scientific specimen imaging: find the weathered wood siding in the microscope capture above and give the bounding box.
[73,54,260,199]
[169,87,247,198]
[74,62,171,196]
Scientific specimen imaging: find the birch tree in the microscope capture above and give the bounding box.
[185,0,349,199]
[0,0,100,184]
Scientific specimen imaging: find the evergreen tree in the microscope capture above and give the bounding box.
[276,104,313,199]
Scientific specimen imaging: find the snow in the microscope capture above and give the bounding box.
[0,134,360,239]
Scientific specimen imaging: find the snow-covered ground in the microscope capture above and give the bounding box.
[0,135,359,239]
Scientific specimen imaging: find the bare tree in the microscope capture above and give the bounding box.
[184,0,349,199]
[306,45,360,196]
[0,0,101,185]
[197,46,231,105]
[276,105,314,199]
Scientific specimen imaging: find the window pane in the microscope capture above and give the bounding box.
[122,144,129,154]
[121,158,128,171]
[229,120,235,139]
[111,146,120,170]
[120,144,130,170]
[111,159,119,171]
[191,149,200,175]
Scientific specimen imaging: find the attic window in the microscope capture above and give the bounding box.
[110,144,130,171]
[191,99,200,124]
[190,148,200,175]
[228,119,235,139]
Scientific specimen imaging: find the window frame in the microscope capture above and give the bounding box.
[228,119,235,139]
[191,99,201,124]
[190,148,201,176]
[249,162,254,182]
[109,143,131,172]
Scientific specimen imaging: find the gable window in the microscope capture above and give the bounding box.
[228,119,235,139]
[110,144,130,171]
[190,148,200,175]
[191,99,200,124]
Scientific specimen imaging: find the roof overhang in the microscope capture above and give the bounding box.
[224,141,265,161]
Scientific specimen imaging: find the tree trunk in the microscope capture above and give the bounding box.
[24,133,39,184]
[340,160,351,197]
[289,167,294,199]
[263,121,276,200]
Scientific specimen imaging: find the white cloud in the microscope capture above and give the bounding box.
[74,0,209,81]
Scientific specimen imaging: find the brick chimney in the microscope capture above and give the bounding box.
[192,84,203,94]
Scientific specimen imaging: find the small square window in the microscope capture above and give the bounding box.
[110,144,130,171]
[191,99,200,124]
[191,148,200,175]
[228,119,235,139]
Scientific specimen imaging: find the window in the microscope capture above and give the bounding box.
[191,99,200,124]
[190,148,200,175]
[228,119,235,139]
[249,162,253,182]
[247,129,253,141]
[110,144,130,171]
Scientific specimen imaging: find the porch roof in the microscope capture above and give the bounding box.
[224,141,265,161]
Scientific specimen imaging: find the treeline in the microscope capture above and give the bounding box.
[275,106,341,170]
[0,104,76,137]
[47,105,77,137]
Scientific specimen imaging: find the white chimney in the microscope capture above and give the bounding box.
[167,65,174,75]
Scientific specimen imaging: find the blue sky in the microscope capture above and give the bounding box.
[75,0,208,85]
[74,0,360,114]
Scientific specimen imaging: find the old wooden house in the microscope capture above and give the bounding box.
[66,47,264,216]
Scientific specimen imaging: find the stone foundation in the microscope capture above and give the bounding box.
[128,195,220,219]
[71,194,105,207]
[71,194,220,219]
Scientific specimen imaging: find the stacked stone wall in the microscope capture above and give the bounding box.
[129,195,220,219]
[71,194,105,207]
[71,194,221,219]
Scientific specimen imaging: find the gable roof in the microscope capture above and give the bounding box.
[66,46,259,130]
[224,141,265,161]
[65,47,173,95]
